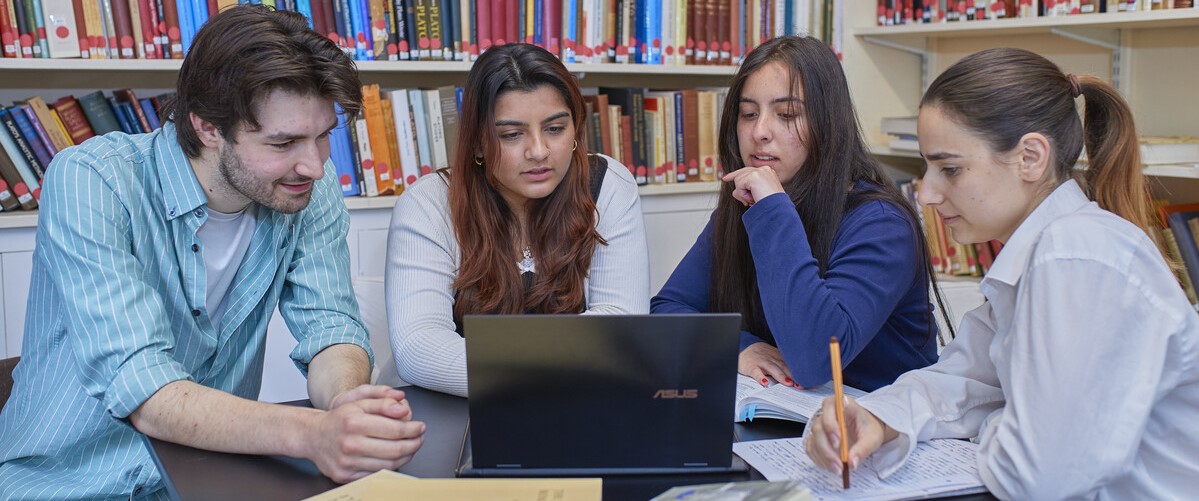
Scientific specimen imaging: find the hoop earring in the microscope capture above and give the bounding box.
[474,156,484,165]
[572,140,578,151]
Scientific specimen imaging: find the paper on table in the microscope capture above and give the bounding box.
[732,437,986,501]
[303,470,602,501]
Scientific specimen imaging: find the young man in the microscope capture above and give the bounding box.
[0,6,425,500]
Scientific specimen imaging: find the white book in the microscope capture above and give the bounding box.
[353,118,379,197]
[387,89,421,187]
[423,89,448,171]
[409,89,433,176]
[733,437,987,501]
[734,374,866,423]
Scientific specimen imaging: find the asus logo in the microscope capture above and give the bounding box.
[653,389,698,399]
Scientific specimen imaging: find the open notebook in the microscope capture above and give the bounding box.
[735,374,867,423]
[733,437,987,501]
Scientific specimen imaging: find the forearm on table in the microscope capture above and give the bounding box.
[307,343,372,410]
[130,379,319,459]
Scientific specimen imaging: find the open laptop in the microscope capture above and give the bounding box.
[456,313,745,477]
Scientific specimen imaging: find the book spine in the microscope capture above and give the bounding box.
[50,96,97,144]
[423,88,446,170]
[114,89,152,132]
[27,0,50,57]
[19,105,58,158]
[408,88,432,176]
[0,0,17,58]
[361,85,396,195]
[0,177,20,211]
[108,0,134,57]
[1,108,46,178]
[41,0,83,57]
[0,145,39,209]
[352,117,379,197]
[0,115,42,194]
[330,104,360,196]
[138,98,160,130]
[388,89,420,187]
[136,0,157,58]
[26,96,73,151]
[77,90,123,135]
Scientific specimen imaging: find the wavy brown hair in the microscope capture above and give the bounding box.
[922,48,1156,243]
[449,43,605,325]
[166,5,362,157]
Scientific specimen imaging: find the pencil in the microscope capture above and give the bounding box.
[830,336,850,489]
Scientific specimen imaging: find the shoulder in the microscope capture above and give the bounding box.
[50,132,153,180]
[1032,204,1158,270]
[595,153,638,196]
[396,171,451,211]
[841,195,917,234]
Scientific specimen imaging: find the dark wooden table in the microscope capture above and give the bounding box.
[146,386,994,501]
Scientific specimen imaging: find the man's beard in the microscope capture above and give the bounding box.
[218,146,313,214]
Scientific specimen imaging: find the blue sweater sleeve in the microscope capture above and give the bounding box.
[651,215,785,351]
[744,192,922,388]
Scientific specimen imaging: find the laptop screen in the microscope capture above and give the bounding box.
[462,313,741,474]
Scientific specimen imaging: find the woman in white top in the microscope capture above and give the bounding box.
[384,43,650,397]
[805,47,1199,499]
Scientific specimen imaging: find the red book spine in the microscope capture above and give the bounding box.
[1,0,18,57]
[160,0,181,58]
[489,0,502,46]
[136,0,157,58]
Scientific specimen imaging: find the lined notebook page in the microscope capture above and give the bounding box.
[733,437,986,501]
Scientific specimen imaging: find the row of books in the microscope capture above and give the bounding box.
[877,0,1196,26]
[1156,203,1199,307]
[335,83,731,200]
[0,0,834,65]
[0,89,170,212]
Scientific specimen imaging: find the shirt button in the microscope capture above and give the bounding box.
[194,209,204,218]
[191,243,199,252]
[192,309,201,317]
[168,209,176,217]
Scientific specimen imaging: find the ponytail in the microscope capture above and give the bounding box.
[1075,75,1155,236]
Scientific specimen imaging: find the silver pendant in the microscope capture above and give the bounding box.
[517,246,536,274]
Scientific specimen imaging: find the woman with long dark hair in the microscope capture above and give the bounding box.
[385,43,649,397]
[653,36,943,392]
[805,48,1199,498]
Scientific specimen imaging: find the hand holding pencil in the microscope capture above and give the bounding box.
[803,339,899,482]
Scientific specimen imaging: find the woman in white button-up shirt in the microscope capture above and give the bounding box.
[805,47,1199,499]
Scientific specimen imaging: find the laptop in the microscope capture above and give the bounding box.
[456,313,745,477]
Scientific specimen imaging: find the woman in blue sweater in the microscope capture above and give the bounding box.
[652,36,943,392]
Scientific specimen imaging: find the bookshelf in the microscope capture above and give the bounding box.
[0,57,732,360]
[843,6,1199,205]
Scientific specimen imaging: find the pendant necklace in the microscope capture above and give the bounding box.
[518,246,536,274]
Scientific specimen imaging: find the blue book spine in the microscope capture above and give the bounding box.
[190,0,208,33]
[532,0,542,46]
[6,106,51,171]
[784,0,794,36]
[176,0,194,55]
[647,0,661,64]
[330,104,360,197]
[139,98,162,130]
[635,0,646,64]
[0,110,42,191]
[296,0,314,28]
[564,0,576,63]
[346,0,365,60]
[107,98,136,134]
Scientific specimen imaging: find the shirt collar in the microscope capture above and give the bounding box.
[983,179,1091,288]
[154,122,209,221]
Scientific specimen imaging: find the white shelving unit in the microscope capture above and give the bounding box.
[844,6,1199,205]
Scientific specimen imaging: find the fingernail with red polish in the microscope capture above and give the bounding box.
[785,377,793,384]
[761,378,769,385]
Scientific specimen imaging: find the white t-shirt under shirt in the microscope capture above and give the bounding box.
[197,204,258,328]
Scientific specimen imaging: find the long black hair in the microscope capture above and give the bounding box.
[709,36,952,345]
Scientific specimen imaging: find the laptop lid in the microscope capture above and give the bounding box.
[460,313,741,476]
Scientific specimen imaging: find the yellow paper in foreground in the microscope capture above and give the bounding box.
[304,470,601,501]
